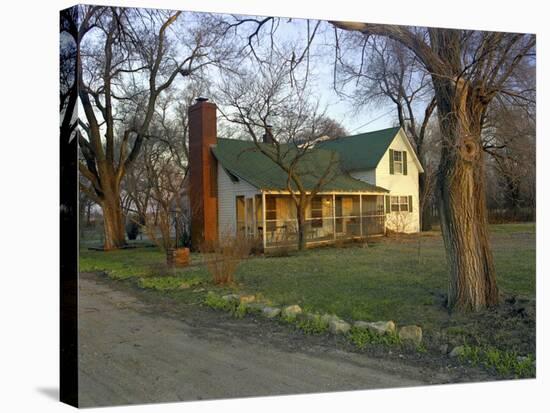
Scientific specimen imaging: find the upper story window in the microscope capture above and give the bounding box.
[393,151,403,174]
[389,149,408,175]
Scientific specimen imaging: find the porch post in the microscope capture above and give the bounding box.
[262,191,267,250]
[332,193,336,240]
[359,194,363,237]
[252,195,257,237]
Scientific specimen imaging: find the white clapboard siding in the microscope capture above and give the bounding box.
[349,129,421,233]
[217,166,260,237]
[376,129,421,233]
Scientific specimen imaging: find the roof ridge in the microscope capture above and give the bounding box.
[330,125,401,143]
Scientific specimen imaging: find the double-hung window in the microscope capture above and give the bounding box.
[393,150,403,174]
[390,196,410,212]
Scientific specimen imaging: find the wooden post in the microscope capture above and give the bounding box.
[262,191,267,250]
[359,194,363,238]
[333,193,337,241]
[252,195,257,237]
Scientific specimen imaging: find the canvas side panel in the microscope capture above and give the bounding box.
[59,5,80,408]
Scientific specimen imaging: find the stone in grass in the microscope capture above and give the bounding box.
[398,325,423,346]
[222,294,239,304]
[262,306,281,318]
[281,305,302,319]
[354,320,396,335]
[239,294,256,304]
[245,302,265,314]
[320,314,341,325]
[449,345,465,358]
[329,319,351,335]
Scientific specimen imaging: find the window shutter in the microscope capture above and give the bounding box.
[403,151,408,175]
[389,149,394,174]
[408,195,413,212]
[385,195,391,213]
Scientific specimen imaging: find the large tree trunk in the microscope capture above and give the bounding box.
[100,186,126,250]
[434,78,500,311]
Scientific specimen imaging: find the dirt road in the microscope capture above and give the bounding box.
[78,273,466,407]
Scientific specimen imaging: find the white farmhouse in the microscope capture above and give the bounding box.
[187,98,423,250]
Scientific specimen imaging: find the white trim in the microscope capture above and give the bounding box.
[262,190,388,195]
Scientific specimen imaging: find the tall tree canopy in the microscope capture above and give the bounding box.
[76,7,232,249]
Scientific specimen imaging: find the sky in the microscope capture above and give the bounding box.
[181,11,401,135]
[229,15,400,134]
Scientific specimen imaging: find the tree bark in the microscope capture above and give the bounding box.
[100,182,126,250]
[434,78,500,311]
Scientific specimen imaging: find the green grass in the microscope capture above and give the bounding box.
[295,316,329,335]
[459,344,535,378]
[137,276,202,291]
[80,224,535,326]
[80,247,210,281]
[80,223,535,357]
[234,223,535,328]
[347,326,402,349]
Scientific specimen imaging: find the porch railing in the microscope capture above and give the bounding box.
[262,214,385,248]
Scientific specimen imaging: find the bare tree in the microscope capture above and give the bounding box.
[217,61,342,250]
[336,37,437,230]
[483,102,536,214]
[331,22,535,310]
[77,7,231,249]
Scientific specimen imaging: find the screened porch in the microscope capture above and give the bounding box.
[236,193,386,249]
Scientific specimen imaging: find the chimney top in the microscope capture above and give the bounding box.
[262,125,275,144]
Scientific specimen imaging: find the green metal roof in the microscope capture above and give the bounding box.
[212,138,388,193]
[317,126,401,171]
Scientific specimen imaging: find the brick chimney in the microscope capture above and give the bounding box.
[188,97,218,250]
[262,125,274,144]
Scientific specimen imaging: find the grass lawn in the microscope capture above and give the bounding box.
[80,222,535,354]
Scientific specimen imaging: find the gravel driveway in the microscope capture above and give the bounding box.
[78,272,468,407]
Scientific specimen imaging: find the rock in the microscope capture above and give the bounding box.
[297,312,317,322]
[449,345,465,358]
[281,305,302,319]
[398,325,423,346]
[246,303,265,313]
[239,294,256,304]
[517,356,529,363]
[222,294,239,304]
[329,319,351,335]
[320,314,341,325]
[262,306,281,318]
[354,320,396,335]
[439,344,449,355]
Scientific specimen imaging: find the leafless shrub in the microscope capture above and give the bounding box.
[386,212,414,235]
[201,232,254,285]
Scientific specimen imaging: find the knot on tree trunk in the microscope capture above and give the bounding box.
[458,135,481,162]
